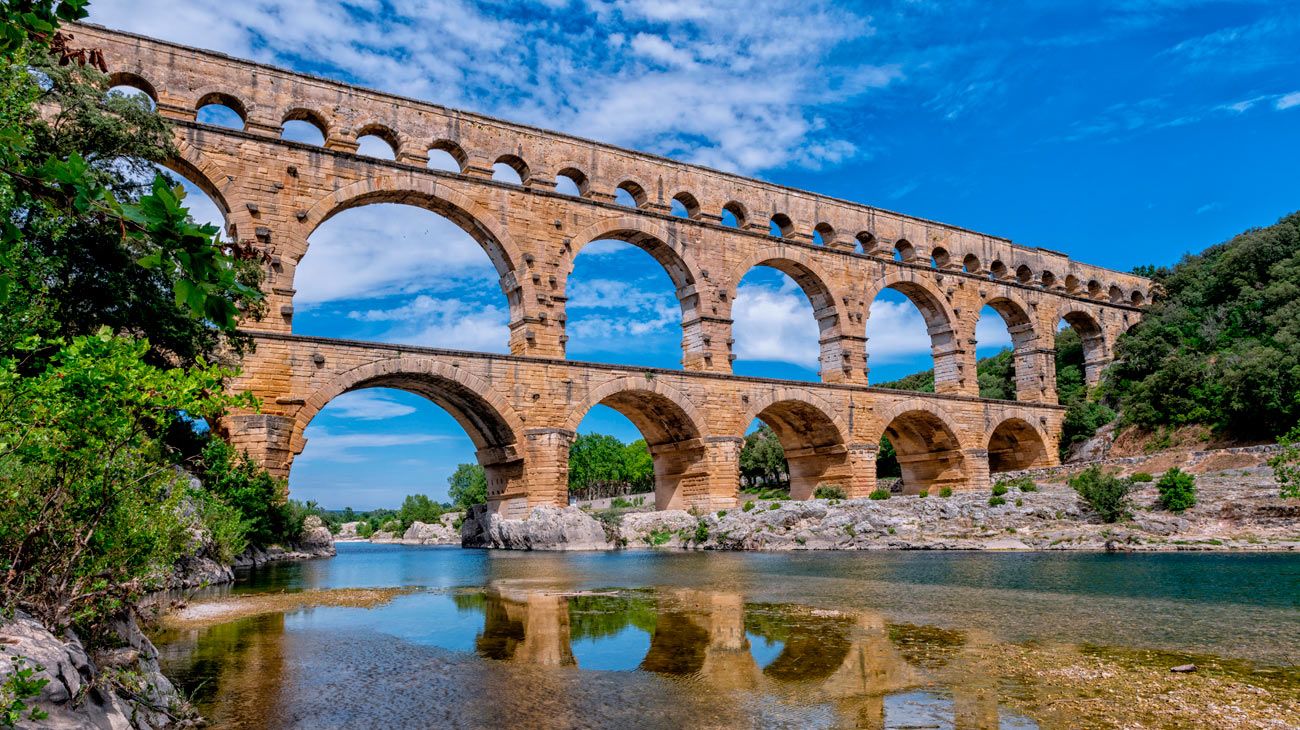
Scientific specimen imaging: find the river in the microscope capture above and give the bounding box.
[152,544,1300,729]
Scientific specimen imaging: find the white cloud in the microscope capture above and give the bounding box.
[347,295,511,352]
[87,0,897,174]
[324,390,417,421]
[566,279,679,339]
[300,427,446,463]
[731,281,820,368]
[296,204,498,306]
[1277,92,1300,110]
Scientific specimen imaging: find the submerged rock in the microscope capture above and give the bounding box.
[461,504,612,550]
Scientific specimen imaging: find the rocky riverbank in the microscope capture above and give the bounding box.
[338,512,465,546]
[169,514,336,589]
[459,456,1299,552]
[0,611,194,729]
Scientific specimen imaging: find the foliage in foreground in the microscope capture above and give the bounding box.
[0,334,249,631]
[1068,467,1131,523]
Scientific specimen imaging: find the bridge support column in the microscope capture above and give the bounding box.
[1015,347,1057,403]
[650,437,740,511]
[682,316,734,373]
[931,329,977,397]
[514,428,574,514]
[820,334,868,385]
[221,411,296,481]
[786,444,854,500]
[844,442,880,498]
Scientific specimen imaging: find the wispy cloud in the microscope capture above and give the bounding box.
[90,0,898,174]
[300,427,448,463]
[324,391,417,421]
[1278,92,1300,110]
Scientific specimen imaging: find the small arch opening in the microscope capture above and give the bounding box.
[989,260,1008,280]
[106,72,157,104]
[1087,280,1103,299]
[492,154,529,185]
[1130,290,1146,306]
[1064,274,1081,294]
[856,231,877,254]
[962,254,981,274]
[721,201,746,228]
[281,109,327,145]
[615,181,648,208]
[931,247,950,269]
[1040,270,1057,290]
[1016,265,1034,284]
[427,141,467,173]
[555,167,588,197]
[356,125,399,160]
[670,192,700,219]
[1108,284,1124,303]
[195,92,245,130]
[769,214,794,238]
[813,222,835,247]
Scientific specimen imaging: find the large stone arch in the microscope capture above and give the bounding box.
[724,247,851,382]
[864,271,966,394]
[987,416,1052,474]
[289,356,527,506]
[291,356,525,456]
[869,401,970,494]
[1055,303,1111,389]
[739,389,852,500]
[294,174,535,350]
[564,375,712,510]
[168,138,239,222]
[980,291,1049,402]
[562,215,710,367]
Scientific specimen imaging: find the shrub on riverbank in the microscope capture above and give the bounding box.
[1069,467,1131,523]
[1156,468,1197,511]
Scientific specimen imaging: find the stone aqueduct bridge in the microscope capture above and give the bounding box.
[78,24,1153,516]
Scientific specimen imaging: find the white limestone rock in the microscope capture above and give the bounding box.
[461,504,612,550]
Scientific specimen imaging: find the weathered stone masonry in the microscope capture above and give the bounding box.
[75,23,1152,515]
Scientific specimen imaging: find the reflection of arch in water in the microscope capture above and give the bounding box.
[476,588,575,666]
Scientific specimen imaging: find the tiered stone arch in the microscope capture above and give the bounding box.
[869,401,972,494]
[986,417,1052,474]
[738,389,855,500]
[865,272,966,395]
[285,355,528,507]
[562,215,712,368]
[1056,303,1112,389]
[564,376,716,510]
[725,247,853,383]
[979,291,1053,402]
[292,173,535,350]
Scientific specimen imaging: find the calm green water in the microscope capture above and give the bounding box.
[153,545,1300,729]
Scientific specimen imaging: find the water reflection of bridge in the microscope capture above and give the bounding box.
[477,586,1007,729]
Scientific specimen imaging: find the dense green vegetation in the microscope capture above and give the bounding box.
[1068,467,1132,523]
[1103,212,1300,441]
[740,424,787,489]
[1155,468,1197,512]
[568,432,653,500]
[0,6,290,638]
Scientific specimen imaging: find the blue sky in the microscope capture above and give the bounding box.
[97,0,1300,508]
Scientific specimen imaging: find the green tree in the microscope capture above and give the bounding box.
[623,438,653,492]
[740,424,787,488]
[448,463,487,511]
[195,437,292,547]
[0,333,250,631]
[398,493,444,528]
[1103,212,1300,440]
[1069,466,1131,523]
[1155,468,1196,511]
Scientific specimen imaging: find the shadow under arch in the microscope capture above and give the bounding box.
[165,138,240,232]
[725,247,847,382]
[564,215,710,368]
[871,403,968,494]
[987,417,1051,473]
[565,376,709,510]
[740,391,851,500]
[865,272,964,393]
[290,356,526,504]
